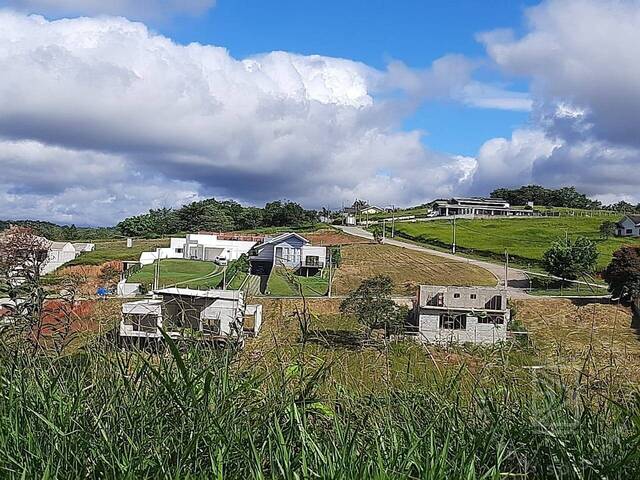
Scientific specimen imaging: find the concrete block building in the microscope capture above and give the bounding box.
[415,285,510,345]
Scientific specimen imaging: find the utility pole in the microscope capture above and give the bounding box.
[391,204,395,238]
[382,218,386,240]
[327,248,333,298]
[504,250,509,288]
[451,214,457,254]
[153,248,160,291]
[223,266,226,290]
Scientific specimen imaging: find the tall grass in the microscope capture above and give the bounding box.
[0,333,639,478]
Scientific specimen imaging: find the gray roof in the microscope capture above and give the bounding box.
[620,214,640,226]
[261,232,309,246]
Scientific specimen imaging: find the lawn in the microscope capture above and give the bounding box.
[266,267,329,297]
[127,259,223,289]
[393,216,640,270]
[332,243,496,296]
[66,238,169,266]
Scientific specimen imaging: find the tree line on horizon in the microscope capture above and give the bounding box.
[490,185,640,212]
[3,185,640,241]
[115,198,318,237]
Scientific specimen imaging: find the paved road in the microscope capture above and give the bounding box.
[336,225,532,298]
[335,225,608,299]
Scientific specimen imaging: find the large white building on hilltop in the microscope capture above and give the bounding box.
[139,233,257,265]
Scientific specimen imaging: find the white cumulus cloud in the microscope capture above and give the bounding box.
[0,11,475,225]
[469,0,640,203]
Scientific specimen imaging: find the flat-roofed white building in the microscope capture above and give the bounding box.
[139,233,257,265]
[120,287,262,345]
[415,285,510,345]
[434,197,535,217]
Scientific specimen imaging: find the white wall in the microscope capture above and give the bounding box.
[41,243,77,274]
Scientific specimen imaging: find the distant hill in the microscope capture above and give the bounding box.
[0,219,117,241]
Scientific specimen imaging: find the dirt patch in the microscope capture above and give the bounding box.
[332,243,496,295]
[513,298,640,382]
[52,261,122,296]
[304,229,372,246]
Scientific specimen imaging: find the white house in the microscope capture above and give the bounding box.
[42,241,78,274]
[415,285,510,345]
[616,215,640,237]
[120,287,262,344]
[139,233,257,266]
[249,232,327,275]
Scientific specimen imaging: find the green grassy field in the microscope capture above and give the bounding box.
[127,259,223,289]
[66,238,169,266]
[266,267,329,296]
[394,217,640,270]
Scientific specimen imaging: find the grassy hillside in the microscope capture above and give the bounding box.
[127,259,222,289]
[67,238,170,266]
[393,217,640,270]
[333,243,496,295]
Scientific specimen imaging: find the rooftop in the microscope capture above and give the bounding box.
[154,287,243,300]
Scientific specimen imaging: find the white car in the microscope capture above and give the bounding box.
[214,256,228,266]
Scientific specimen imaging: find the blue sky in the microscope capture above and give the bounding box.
[0,0,638,224]
[161,0,535,155]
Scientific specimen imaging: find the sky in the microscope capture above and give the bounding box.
[0,0,638,226]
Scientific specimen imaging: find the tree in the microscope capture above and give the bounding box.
[542,236,598,283]
[600,220,616,239]
[340,275,406,339]
[602,246,640,302]
[0,227,51,349]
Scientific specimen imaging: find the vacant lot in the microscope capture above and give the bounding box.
[394,217,640,270]
[513,298,640,383]
[304,228,371,246]
[127,259,222,289]
[332,243,496,295]
[67,238,169,266]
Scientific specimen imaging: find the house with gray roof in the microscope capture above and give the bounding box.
[616,214,640,237]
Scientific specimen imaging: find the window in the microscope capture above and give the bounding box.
[126,313,158,333]
[426,293,444,306]
[305,255,320,267]
[485,295,503,310]
[627,229,633,234]
[175,248,183,253]
[477,314,504,325]
[440,314,467,330]
[470,294,477,300]
[453,293,461,299]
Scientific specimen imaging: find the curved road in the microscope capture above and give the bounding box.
[336,225,607,299]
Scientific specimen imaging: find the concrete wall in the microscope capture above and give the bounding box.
[117,280,140,297]
[418,286,506,311]
[418,310,508,344]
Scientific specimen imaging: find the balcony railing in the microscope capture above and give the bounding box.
[302,260,324,268]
